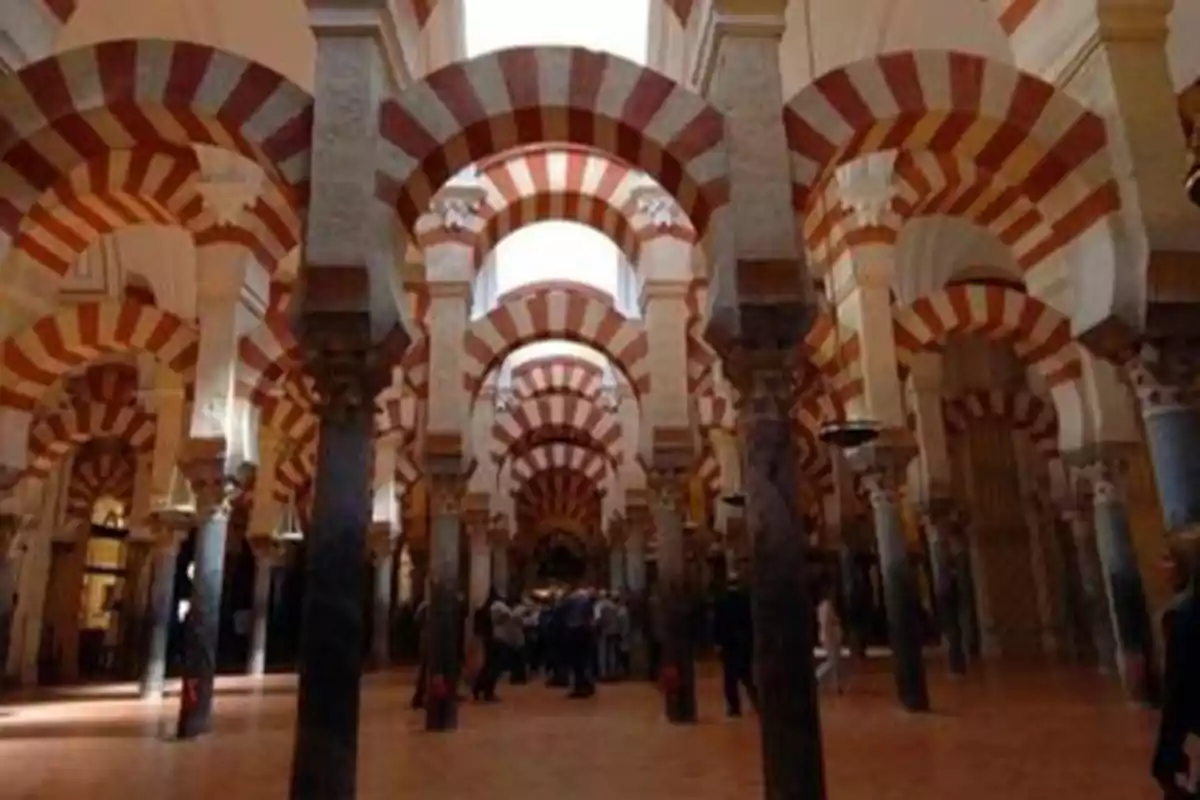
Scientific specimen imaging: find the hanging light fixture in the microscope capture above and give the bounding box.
[274,496,305,542]
[149,465,196,530]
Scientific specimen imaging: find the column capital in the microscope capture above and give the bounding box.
[1127,340,1198,416]
[297,311,401,421]
[845,428,918,509]
[150,522,189,556]
[179,443,241,521]
[1065,443,1133,505]
[724,346,802,422]
[428,475,467,518]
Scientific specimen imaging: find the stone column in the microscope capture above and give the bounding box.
[490,529,510,599]
[425,471,467,732]
[467,517,491,613]
[624,507,650,678]
[288,334,385,796]
[246,537,286,678]
[288,0,411,792]
[608,530,626,594]
[140,525,185,700]
[118,537,153,678]
[648,465,696,724]
[919,501,967,676]
[176,452,238,740]
[850,433,930,712]
[0,516,23,678]
[727,347,827,796]
[368,527,395,671]
[1076,455,1155,703]
[1061,502,1114,669]
[1129,344,1200,542]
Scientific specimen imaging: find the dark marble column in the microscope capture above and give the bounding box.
[247,538,284,678]
[623,513,651,680]
[920,501,966,676]
[1063,502,1116,671]
[1078,456,1156,703]
[0,555,16,680]
[836,539,869,659]
[118,540,152,679]
[140,528,183,700]
[424,471,466,732]
[1130,345,1200,540]
[730,351,826,799]
[288,338,382,799]
[1051,510,1094,664]
[176,453,237,740]
[850,434,930,712]
[952,535,983,662]
[649,466,697,724]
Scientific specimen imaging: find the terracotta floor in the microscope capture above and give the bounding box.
[0,660,1162,799]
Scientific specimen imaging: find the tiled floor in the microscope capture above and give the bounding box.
[0,660,1162,799]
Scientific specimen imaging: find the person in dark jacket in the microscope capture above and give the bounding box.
[1154,540,1200,798]
[471,589,501,702]
[712,576,758,717]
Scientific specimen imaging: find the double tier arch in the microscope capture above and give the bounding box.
[377,46,729,253]
[64,440,136,520]
[942,386,1058,455]
[0,40,314,279]
[463,286,649,400]
[423,145,696,271]
[490,393,623,465]
[514,466,605,540]
[507,354,610,403]
[784,51,1129,336]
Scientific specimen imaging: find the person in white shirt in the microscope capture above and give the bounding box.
[815,583,847,694]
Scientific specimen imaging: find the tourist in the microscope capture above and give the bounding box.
[712,576,758,717]
[471,589,501,702]
[815,582,847,694]
[594,590,621,681]
[495,593,526,685]
[1153,542,1200,799]
[410,596,429,709]
[561,584,597,698]
[615,596,632,678]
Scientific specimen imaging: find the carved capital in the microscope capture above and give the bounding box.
[179,451,240,522]
[301,336,392,422]
[433,196,481,232]
[847,430,917,510]
[725,347,799,425]
[634,191,682,230]
[150,522,189,557]
[428,474,467,517]
[1127,341,1198,416]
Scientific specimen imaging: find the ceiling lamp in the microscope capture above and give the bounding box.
[274,497,305,542]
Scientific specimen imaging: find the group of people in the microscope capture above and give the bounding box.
[469,586,634,701]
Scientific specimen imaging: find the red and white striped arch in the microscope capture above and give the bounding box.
[273,441,316,504]
[422,145,696,269]
[509,354,608,402]
[942,386,1058,454]
[377,46,728,239]
[803,149,1087,277]
[12,145,303,283]
[890,284,1083,387]
[0,300,200,412]
[515,467,605,530]
[65,443,136,519]
[784,51,1120,243]
[26,399,154,479]
[683,281,716,396]
[464,287,650,399]
[510,443,609,485]
[0,40,314,269]
[62,362,141,406]
[490,394,623,463]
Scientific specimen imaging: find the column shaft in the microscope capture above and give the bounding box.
[1092,489,1155,702]
[650,480,696,724]
[289,401,374,798]
[736,355,827,799]
[372,553,393,669]
[176,496,231,739]
[926,525,966,675]
[247,551,274,678]
[0,558,16,679]
[1068,510,1117,671]
[867,485,930,711]
[425,479,464,732]
[140,542,179,699]
[1143,404,1200,536]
